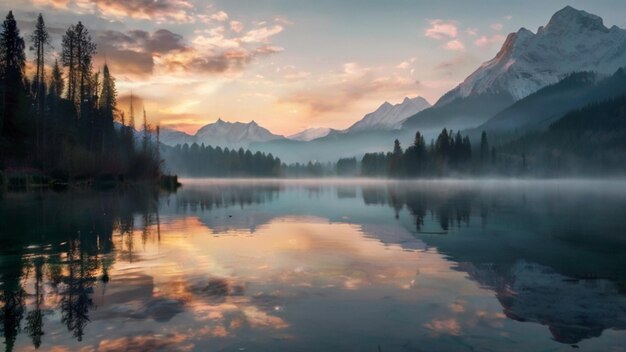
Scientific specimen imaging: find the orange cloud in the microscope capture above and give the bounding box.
[94,0,194,22]
[280,63,421,117]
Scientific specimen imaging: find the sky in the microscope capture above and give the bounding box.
[1,0,625,135]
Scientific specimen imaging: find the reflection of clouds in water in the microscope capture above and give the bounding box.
[425,318,462,336]
[5,180,626,351]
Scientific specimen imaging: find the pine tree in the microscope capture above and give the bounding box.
[0,11,26,137]
[62,21,96,117]
[142,108,150,153]
[30,14,49,114]
[99,63,116,138]
[61,24,76,105]
[480,131,489,163]
[128,92,135,129]
[49,59,64,100]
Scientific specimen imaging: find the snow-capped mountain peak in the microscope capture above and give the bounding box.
[159,119,284,148]
[346,96,431,132]
[542,6,606,34]
[287,127,332,142]
[437,6,626,106]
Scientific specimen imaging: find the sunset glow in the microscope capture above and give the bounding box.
[5,0,624,135]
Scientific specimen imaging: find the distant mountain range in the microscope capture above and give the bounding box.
[160,118,284,148]
[161,6,626,166]
[160,96,430,147]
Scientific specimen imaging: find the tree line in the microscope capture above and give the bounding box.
[0,11,160,181]
[361,129,497,177]
[161,143,283,177]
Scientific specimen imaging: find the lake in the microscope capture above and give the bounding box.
[2,179,626,351]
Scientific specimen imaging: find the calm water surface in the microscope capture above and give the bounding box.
[2,179,626,351]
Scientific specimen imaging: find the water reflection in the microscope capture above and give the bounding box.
[1,180,626,350]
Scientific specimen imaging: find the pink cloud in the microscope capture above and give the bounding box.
[425,19,458,40]
[444,39,465,52]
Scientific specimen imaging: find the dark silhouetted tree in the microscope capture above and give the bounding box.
[0,11,27,138]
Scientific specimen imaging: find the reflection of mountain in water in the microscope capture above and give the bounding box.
[5,181,626,348]
[462,261,626,344]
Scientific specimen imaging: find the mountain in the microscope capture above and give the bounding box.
[504,94,626,172]
[470,68,626,139]
[443,6,626,104]
[287,127,333,141]
[159,119,285,148]
[347,97,431,132]
[195,119,284,147]
[159,128,195,146]
[404,6,626,132]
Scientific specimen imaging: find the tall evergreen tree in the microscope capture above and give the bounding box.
[62,21,96,117]
[30,14,49,113]
[0,11,26,137]
[480,131,489,163]
[61,24,76,105]
[49,59,64,100]
[30,14,51,157]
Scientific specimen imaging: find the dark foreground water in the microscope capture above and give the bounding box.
[2,179,626,352]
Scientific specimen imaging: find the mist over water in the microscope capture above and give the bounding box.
[2,179,626,351]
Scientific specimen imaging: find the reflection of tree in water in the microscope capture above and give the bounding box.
[365,185,475,232]
[0,256,26,352]
[0,188,160,350]
[174,184,281,212]
[60,240,98,342]
[25,257,45,348]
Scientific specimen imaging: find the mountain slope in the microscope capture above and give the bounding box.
[159,128,196,146]
[472,68,626,137]
[404,6,626,132]
[503,94,626,174]
[347,97,431,132]
[440,6,626,104]
[287,127,332,141]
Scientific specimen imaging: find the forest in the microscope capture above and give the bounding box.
[161,143,283,177]
[0,11,160,185]
[361,129,495,177]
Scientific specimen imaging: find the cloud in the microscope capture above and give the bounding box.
[280,63,420,116]
[96,29,187,77]
[41,0,196,22]
[474,34,506,48]
[466,28,478,36]
[210,10,228,22]
[396,57,416,69]
[503,15,513,20]
[230,21,244,33]
[240,25,284,43]
[444,39,465,52]
[95,15,285,77]
[425,19,458,40]
[490,23,503,31]
[32,0,70,8]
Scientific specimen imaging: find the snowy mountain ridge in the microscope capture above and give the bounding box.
[346,96,431,132]
[159,118,284,148]
[437,6,626,106]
